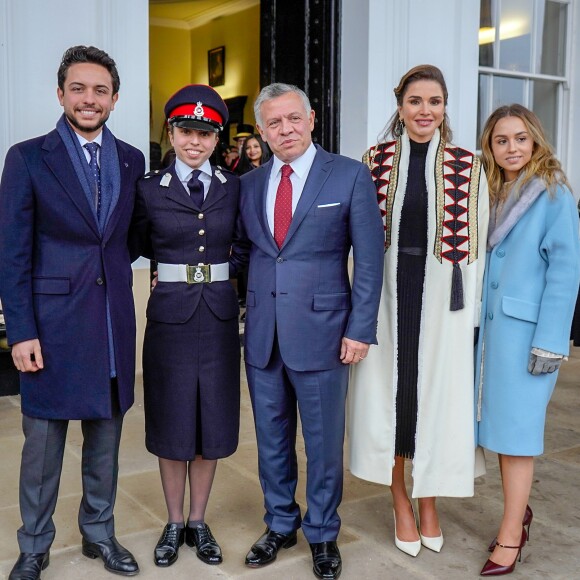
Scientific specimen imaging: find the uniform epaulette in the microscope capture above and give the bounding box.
[215,165,235,177]
[142,169,163,180]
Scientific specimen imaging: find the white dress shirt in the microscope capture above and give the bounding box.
[76,132,103,166]
[266,142,317,235]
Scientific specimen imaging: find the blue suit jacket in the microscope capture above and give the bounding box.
[232,145,384,371]
[0,128,145,419]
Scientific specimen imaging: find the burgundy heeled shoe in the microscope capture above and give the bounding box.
[480,528,527,576]
[487,504,533,552]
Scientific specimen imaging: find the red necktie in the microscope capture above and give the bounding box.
[274,164,293,248]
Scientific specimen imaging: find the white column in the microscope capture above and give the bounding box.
[0,0,149,171]
[340,0,481,159]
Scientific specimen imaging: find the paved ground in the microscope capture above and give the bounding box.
[0,347,579,579]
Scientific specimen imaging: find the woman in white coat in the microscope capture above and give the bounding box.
[476,104,580,576]
[349,65,489,557]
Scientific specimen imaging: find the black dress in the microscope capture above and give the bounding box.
[395,139,429,458]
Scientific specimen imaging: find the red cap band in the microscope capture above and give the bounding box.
[168,103,222,125]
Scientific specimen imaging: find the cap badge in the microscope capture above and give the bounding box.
[194,101,205,117]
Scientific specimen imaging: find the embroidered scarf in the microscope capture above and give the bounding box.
[364,129,482,311]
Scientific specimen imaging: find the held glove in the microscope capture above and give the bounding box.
[528,350,563,375]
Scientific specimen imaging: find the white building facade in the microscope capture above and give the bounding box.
[341,0,580,196]
[1,0,579,192]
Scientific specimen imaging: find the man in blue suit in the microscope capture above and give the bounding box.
[233,83,384,579]
[0,46,145,579]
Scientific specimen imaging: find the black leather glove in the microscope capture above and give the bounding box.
[528,353,562,375]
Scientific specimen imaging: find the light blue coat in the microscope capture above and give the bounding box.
[475,179,580,455]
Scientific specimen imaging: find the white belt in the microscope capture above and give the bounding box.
[157,262,229,284]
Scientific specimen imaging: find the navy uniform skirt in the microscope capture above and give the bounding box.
[143,298,240,461]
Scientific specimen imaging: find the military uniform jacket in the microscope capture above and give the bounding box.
[130,163,240,323]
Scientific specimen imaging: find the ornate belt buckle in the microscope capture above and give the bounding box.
[186,263,211,284]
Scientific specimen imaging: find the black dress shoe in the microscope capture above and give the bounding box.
[245,527,298,567]
[185,522,222,565]
[8,552,49,580]
[310,541,342,579]
[82,536,139,576]
[154,523,185,567]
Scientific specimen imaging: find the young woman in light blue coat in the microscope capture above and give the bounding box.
[476,104,580,576]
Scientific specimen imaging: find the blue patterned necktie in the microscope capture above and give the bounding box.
[84,142,101,219]
[187,169,204,208]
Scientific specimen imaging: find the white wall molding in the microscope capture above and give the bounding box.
[149,17,190,30]
[150,0,259,31]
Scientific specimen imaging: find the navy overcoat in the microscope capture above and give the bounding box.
[0,128,145,419]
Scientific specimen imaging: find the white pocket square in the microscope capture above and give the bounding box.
[317,202,341,208]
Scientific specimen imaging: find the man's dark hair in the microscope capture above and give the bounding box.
[57,45,120,95]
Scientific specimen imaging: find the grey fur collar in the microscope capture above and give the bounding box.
[488,177,546,249]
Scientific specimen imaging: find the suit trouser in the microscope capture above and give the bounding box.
[246,337,349,543]
[17,394,123,553]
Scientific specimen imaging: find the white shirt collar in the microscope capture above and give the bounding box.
[175,157,212,181]
[271,142,317,178]
[76,131,103,148]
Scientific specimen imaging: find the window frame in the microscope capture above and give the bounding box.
[477,0,572,160]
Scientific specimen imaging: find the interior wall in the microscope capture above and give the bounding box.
[149,26,192,150]
[149,5,260,151]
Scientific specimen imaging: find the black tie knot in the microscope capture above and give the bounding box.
[187,170,204,207]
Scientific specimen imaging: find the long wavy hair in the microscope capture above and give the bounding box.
[235,134,271,175]
[480,104,570,206]
[380,64,453,143]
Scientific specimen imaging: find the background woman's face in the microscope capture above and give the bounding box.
[397,80,445,143]
[245,137,262,162]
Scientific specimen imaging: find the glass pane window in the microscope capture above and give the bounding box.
[477,0,569,153]
[540,1,567,76]
[493,76,526,109]
[479,0,496,67]
[478,74,492,142]
[499,0,534,72]
[532,79,559,145]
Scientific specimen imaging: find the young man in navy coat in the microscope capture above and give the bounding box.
[0,46,145,579]
[231,83,384,579]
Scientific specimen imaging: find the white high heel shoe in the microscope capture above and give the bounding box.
[393,509,421,557]
[420,530,444,552]
[415,501,444,553]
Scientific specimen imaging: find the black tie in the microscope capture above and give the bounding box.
[187,170,204,208]
[84,142,101,218]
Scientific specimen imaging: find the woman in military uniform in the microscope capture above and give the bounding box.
[131,84,240,569]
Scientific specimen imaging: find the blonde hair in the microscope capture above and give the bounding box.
[480,104,570,206]
[381,64,453,143]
